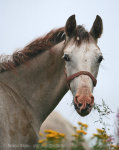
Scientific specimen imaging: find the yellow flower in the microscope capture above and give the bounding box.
[82,123,88,128]
[78,122,83,126]
[93,133,99,136]
[44,129,56,134]
[46,134,56,138]
[72,134,78,137]
[59,133,65,137]
[44,129,65,142]
[38,139,46,144]
[98,133,109,139]
[92,133,109,139]
[97,128,105,133]
[39,132,43,136]
[76,130,87,135]
[93,133,102,138]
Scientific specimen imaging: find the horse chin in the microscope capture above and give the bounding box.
[76,109,90,117]
[74,104,92,117]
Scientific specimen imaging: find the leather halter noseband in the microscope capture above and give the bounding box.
[67,71,97,88]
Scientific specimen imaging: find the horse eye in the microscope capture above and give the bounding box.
[63,54,70,61]
[98,55,103,63]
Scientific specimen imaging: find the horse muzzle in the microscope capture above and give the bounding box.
[74,86,94,116]
[66,71,96,116]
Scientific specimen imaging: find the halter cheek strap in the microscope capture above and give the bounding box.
[67,71,97,88]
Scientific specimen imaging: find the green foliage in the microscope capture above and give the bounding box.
[94,99,113,124]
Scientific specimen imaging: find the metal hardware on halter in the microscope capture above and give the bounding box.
[67,71,97,88]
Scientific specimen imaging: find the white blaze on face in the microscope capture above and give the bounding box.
[64,40,102,96]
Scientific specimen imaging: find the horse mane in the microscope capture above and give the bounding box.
[0,27,65,73]
[0,25,90,73]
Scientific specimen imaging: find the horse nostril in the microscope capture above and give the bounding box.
[78,103,82,108]
[86,103,91,110]
[77,103,82,109]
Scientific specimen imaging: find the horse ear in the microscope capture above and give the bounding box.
[90,15,103,42]
[65,15,76,37]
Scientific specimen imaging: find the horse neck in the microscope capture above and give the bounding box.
[0,41,68,131]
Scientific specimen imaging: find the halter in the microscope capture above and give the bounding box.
[67,71,97,88]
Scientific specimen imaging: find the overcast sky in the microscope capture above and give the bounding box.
[0,0,119,138]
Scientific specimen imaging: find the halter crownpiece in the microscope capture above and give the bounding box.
[67,71,97,87]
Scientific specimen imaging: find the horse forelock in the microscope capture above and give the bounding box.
[74,25,90,45]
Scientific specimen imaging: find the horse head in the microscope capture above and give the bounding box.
[63,15,103,116]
